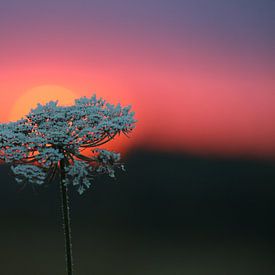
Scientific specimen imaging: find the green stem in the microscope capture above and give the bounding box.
[60,159,73,275]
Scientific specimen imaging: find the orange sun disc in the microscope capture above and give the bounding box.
[9,85,77,121]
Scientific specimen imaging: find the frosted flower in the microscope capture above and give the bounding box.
[0,95,136,194]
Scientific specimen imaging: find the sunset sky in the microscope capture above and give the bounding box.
[0,0,274,157]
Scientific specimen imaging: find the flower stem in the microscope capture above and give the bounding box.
[60,159,73,275]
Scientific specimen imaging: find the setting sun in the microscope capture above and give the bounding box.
[9,85,77,121]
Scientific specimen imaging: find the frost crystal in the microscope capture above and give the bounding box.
[0,95,136,194]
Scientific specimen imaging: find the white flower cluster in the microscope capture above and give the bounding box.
[11,165,47,185]
[65,160,93,195]
[0,95,136,194]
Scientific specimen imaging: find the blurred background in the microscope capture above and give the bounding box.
[0,0,274,274]
[0,151,275,275]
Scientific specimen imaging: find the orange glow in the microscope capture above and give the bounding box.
[0,1,274,159]
[9,85,77,121]
[0,48,274,158]
[4,83,135,154]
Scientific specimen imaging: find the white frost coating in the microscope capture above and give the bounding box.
[65,161,93,194]
[11,165,47,185]
[0,95,136,194]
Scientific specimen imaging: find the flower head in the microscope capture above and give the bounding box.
[0,95,136,194]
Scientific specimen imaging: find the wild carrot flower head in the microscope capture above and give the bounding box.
[0,95,136,194]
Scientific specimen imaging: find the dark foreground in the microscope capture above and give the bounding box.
[0,149,274,275]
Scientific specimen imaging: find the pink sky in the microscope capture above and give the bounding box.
[0,0,274,158]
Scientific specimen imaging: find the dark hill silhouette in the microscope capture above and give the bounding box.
[0,149,274,274]
[1,149,274,235]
